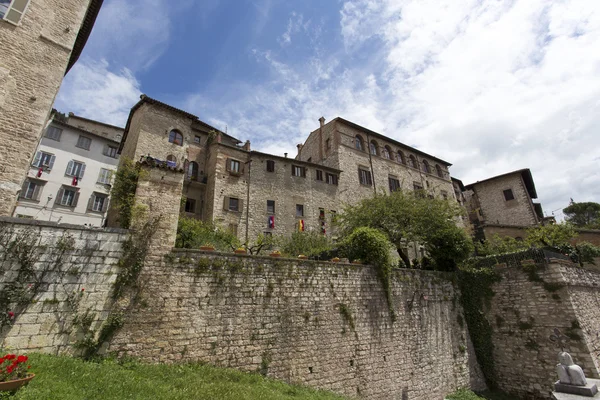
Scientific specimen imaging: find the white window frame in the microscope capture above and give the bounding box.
[97,168,112,185]
[76,135,92,150]
[60,189,76,206]
[0,0,31,25]
[66,160,86,178]
[92,195,105,212]
[45,126,62,141]
[32,151,55,170]
[230,159,241,173]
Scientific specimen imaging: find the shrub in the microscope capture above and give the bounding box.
[175,217,239,251]
[279,231,333,258]
[110,158,146,229]
[0,353,31,382]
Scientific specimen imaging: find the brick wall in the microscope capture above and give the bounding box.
[0,0,93,216]
[0,216,126,353]
[108,250,486,400]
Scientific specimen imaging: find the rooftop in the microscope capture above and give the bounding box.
[464,168,538,199]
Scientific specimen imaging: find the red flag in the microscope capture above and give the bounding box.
[37,167,43,178]
[268,215,275,229]
[72,176,78,186]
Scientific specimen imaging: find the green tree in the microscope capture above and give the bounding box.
[338,191,472,270]
[279,231,333,257]
[563,201,600,229]
[110,158,146,229]
[175,217,239,250]
[525,223,577,248]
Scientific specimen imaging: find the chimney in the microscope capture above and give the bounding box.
[284,152,288,158]
[319,117,325,127]
[296,143,303,158]
[243,140,251,151]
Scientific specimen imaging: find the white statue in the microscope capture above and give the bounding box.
[556,351,587,386]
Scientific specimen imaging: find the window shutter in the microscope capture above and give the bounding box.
[32,184,42,201]
[240,162,245,174]
[79,164,86,179]
[66,160,74,176]
[4,0,30,24]
[102,197,109,213]
[302,167,306,178]
[226,158,232,172]
[87,195,94,211]
[103,144,109,156]
[20,181,28,199]
[223,196,230,211]
[32,152,41,167]
[238,199,244,212]
[55,187,64,205]
[48,155,56,171]
[358,169,362,184]
[72,191,80,207]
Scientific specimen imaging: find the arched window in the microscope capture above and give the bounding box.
[355,135,364,151]
[168,130,183,146]
[383,145,392,159]
[409,155,417,168]
[422,160,431,174]
[188,161,199,180]
[397,150,406,165]
[370,140,379,156]
[435,164,443,178]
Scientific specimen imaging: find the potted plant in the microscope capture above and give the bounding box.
[0,354,34,392]
[297,254,308,260]
[234,247,247,254]
[269,250,281,258]
[200,243,215,252]
[330,257,340,263]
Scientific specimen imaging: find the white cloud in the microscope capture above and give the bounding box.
[186,0,600,219]
[278,12,310,46]
[55,59,141,127]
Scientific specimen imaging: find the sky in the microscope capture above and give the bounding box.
[55,0,600,220]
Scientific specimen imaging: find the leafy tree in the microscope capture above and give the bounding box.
[475,234,528,256]
[110,158,146,229]
[175,217,239,250]
[245,233,276,255]
[563,201,600,229]
[525,223,577,248]
[338,191,472,270]
[279,231,333,257]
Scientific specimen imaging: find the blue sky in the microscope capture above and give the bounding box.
[55,0,600,219]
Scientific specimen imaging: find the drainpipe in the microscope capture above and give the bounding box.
[244,158,252,246]
[365,134,377,193]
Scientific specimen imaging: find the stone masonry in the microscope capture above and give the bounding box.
[0,0,101,216]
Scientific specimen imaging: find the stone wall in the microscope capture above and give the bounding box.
[0,216,126,353]
[487,259,600,399]
[108,250,485,400]
[0,0,94,216]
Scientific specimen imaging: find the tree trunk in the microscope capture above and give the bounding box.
[397,246,411,268]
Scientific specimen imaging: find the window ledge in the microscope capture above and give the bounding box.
[228,171,242,177]
[18,198,40,203]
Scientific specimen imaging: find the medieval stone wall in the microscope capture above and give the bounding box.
[0,0,94,215]
[487,260,600,399]
[0,216,126,353]
[108,250,486,400]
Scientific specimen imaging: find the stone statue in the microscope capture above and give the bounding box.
[557,351,587,386]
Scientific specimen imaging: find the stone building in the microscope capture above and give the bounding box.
[462,168,545,241]
[111,96,459,250]
[13,111,123,225]
[0,0,103,216]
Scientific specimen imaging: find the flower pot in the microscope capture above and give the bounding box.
[331,257,340,262]
[200,246,215,252]
[297,255,308,260]
[234,249,247,254]
[0,374,35,392]
[270,253,281,258]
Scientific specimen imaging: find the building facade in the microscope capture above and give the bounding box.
[0,0,103,216]
[14,112,123,225]
[111,96,460,251]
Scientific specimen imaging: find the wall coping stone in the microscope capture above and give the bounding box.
[0,216,129,234]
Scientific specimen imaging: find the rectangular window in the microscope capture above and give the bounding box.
[92,195,106,212]
[185,198,196,213]
[296,204,304,217]
[326,173,338,185]
[292,165,306,177]
[316,170,323,181]
[66,160,86,178]
[358,168,372,186]
[389,176,401,192]
[60,188,77,206]
[413,182,424,191]
[103,145,118,158]
[229,197,240,212]
[325,138,331,153]
[76,135,92,150]
[267,200,275,214]
[226,158,242,174]
[330,210,337,223]
[45,126,62,141]
[194,135,201,144]
[266,160,275,172]
[20,180,43,201]
[97,168,112,185]
[503,189,515,201]
[1,0,30,24]
[32,151,55,170]
[319,208,325,220]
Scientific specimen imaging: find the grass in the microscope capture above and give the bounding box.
[446,389,515,400]
[0,353,348,400]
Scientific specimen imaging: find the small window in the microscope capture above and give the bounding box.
[97,168,112,185]
[296,204,304,217]
[413,182,424,191]
[1,0,30,24]
[76,136,92,150]
[226,158,242,174]
[316,170,323,181]
[229,197,240,212]
[397,151,406,164]
[187,161,199,180]
[89,194,108,213]
[383,146,392,159]
[409,155,418,168]
[355,135,364,151]
[194,135,201,144]
[358,168,372,186]
[369,140,378,156]
[325,138,331,152]
[103,145,118,158]
[168,130,183,146]
[57,187,78,207]
[267,200,275,214]
[422,160,431,174]
[436,164,444,178]
[292,165,306,177]
[32,151,55,170]
[326,173,338,185]
[66,160,86,178]
[185,198,196,213]
[45,126,62,141]
[266,160,275,172]
[503,189,515,201]
[389,176,400,192]
[330,210,337,223]
[319,208,325,220]
[20,179,43,201]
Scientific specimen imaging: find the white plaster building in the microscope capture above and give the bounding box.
[14,112,123,226]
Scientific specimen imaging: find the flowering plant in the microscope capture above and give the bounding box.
[0,354,31,382]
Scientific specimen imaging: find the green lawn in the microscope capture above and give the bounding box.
[1,353,348,400]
